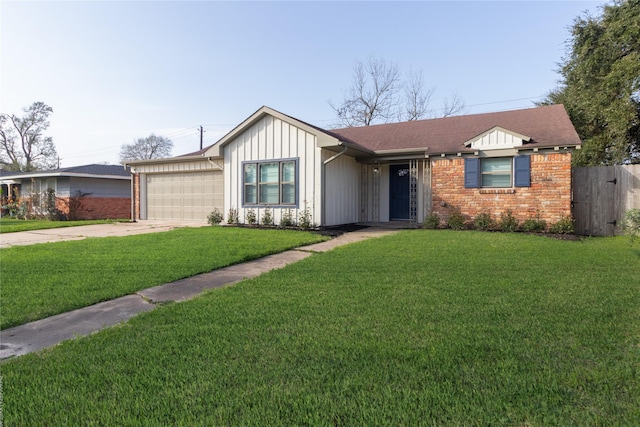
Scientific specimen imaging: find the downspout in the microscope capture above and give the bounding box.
[321,143,348,227]
[126,164,136,223]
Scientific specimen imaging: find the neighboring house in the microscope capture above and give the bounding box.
[0,164,131,220]
[126,104,581,227]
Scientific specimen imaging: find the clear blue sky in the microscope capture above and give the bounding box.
[1,1,602,167]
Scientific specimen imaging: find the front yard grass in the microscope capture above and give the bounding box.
[0,227,326,329]
[3,230,639,425]
[0,217,128,233]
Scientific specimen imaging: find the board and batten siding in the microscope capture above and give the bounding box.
[224,115,323,226]
[322,150,360,226]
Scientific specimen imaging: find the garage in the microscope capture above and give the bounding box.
[145,171,223,221]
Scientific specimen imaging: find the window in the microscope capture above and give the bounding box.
[481,158,511,187]
[464,156,530,188]
[243,159,297,206]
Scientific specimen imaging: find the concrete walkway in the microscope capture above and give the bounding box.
[0,227,400,360]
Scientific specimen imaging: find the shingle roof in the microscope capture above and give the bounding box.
[329,104,581,154]
[156,104,581,161]
[0,164,130,179]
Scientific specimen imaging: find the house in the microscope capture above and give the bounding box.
[125,104,581,227]
[0,164,131,220]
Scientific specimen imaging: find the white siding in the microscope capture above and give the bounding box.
[323,151,360,226]
[132,159,220,174]
[469,129,525,150]
[224,115,325,226]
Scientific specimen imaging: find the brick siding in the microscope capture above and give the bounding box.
[431,152,573,224]
[59,196,131,220]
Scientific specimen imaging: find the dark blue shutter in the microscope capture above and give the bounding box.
[514,155,531,187]
[464,158,480,188]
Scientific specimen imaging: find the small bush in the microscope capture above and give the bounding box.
[245,209,257,225]
[207,208,224,225]
[43,188,65,221]
[521,213,547,233]
[227,207,239,225]
[447,208,467,230]
[261,207,273,226]
[280,209,295,227]
[549,215,574,234]
[499,210,519,232]
[423,212,441,229]
[620,208,640,245]
[474,212,495,231]
[298,205,313,230]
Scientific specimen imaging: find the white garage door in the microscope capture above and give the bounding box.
[145,171,223,221]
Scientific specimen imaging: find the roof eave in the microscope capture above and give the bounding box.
[0,172,131,181]
[123,154,222,167]
[206,106,344,157]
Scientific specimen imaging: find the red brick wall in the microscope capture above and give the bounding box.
[60,196,131,220]
[431,153,573,224]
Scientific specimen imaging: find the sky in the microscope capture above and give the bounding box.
[1,0,603,168]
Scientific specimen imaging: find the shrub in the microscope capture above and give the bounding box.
[227,207,239,225]
[549,215,574,234]
[44,188,65,221]
[298,205,313,230]
[207,208,224,225]
[245,209,257,225]
[620,208,640,245]
[447,207,467,230]
[66,191,88,221]
[499,210,519,232]
[279,209,295,227]
[261,207,273,226]
[474,212,495,231]
[423,212,441,229]
[521,213,547,233]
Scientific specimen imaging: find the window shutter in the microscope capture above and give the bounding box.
[464,158,480,188]
[514,155,531,187]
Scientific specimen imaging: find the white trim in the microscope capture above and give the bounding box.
[464,126,531,150]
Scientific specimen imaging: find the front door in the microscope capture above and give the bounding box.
[389,164,410,220]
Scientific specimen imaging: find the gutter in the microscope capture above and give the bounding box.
[321,144,348,227]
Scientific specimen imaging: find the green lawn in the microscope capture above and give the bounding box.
[3,231,639,425]
[0,217,128,233]
[0,227,326,329]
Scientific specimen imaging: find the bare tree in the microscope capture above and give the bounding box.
[0,102,58,172]
[403,69,436,121]
[119,134,173,162]
[331,57,401,126]
[331,56,466,127]
[440,92,467,118]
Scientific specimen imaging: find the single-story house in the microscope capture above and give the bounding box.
[0,164,131,220]
[126,104,581,227]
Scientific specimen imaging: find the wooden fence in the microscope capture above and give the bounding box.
[573,164,640,236]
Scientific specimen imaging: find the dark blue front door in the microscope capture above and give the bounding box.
[390,164,410,220]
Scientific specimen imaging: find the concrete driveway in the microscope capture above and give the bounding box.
[0,220,208,248]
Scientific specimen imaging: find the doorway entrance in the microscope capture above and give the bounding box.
[389,164,410,220]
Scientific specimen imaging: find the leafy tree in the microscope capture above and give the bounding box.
[119,134,173,162]
[331,56,466,127]
[541,0,640,165]
[0,102,58,172]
